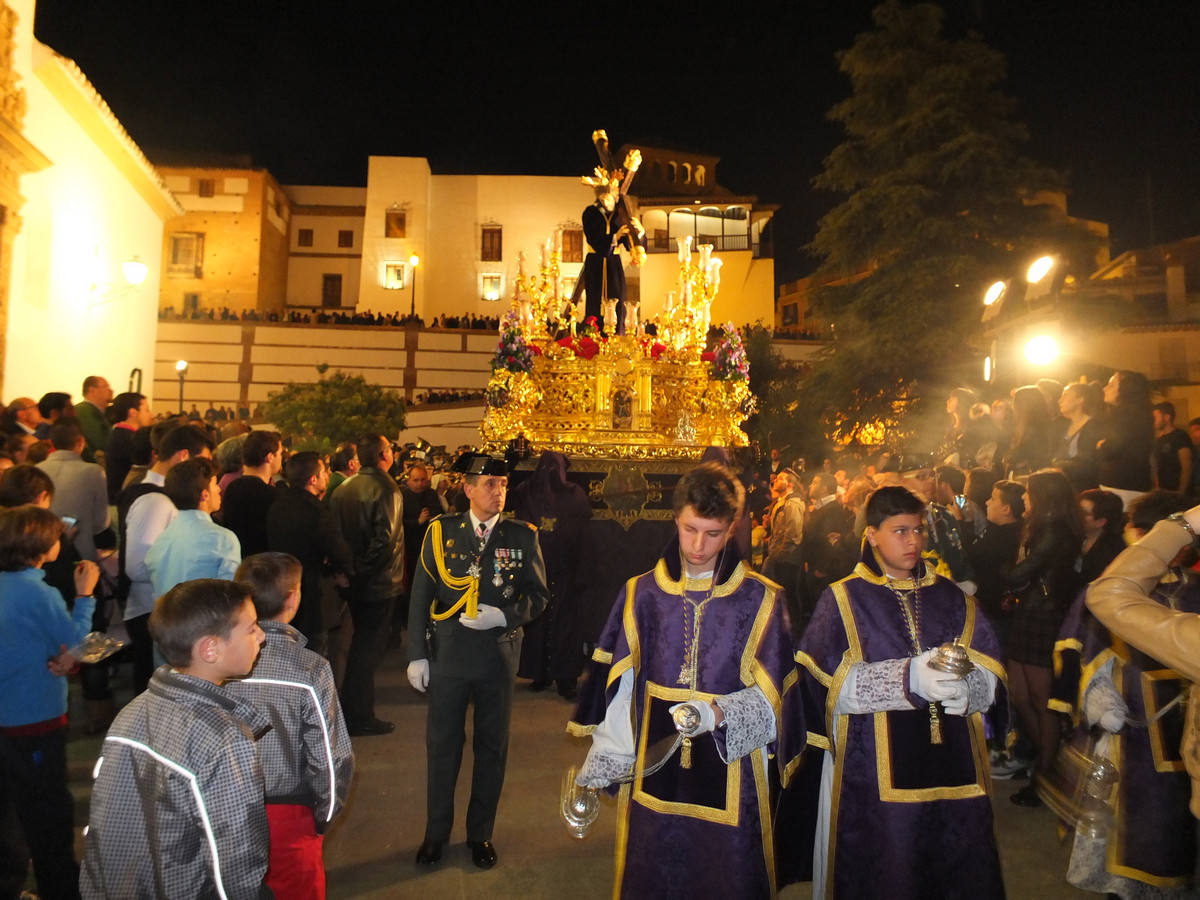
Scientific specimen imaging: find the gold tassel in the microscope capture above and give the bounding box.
[680,736,693,769]
[929,704,943,745]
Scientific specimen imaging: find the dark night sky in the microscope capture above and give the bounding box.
[31,1,1200,284]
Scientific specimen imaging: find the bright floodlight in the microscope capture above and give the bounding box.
[175,359,189,373]
[983,281,1006,306]
[1024,336,1058,365]
[1026,256,1055,284]
[409,254,420,268]
[983,356,993,382]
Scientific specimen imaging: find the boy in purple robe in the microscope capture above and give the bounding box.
[797,485,1006,899]
[569,461,803,898]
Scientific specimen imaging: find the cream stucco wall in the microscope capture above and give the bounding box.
[360,157,431,316]
[5,9,172,402]
[637,251,775,328]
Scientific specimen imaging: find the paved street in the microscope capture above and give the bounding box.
[62,643,1090,899]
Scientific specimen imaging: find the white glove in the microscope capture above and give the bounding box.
[669,700,717,737]
[407,659,430,692]
[1099,707,1126,733]
[459,603,507,630]
[908,649,963,704]
[940,680,971,716]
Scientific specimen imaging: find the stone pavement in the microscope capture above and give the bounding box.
[61,645,1090,899]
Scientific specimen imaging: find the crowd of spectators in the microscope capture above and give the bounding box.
[4,364,1198,896]
[159,305,503,331]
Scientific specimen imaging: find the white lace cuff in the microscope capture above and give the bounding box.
[714,687,777,763]
[576,746,635,788]
[964,666,997,714]
[835,659,914,715]
[1083,675,1127,728]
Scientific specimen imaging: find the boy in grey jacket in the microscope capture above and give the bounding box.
[226,552,354,900]
[81,579,271,899]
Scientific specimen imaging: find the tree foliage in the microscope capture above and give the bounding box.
[260,365,406,452]
[742,325,828,460]
[803,1,1097,447]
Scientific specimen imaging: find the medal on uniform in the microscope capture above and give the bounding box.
[503,585,514,598]
[493,556,504,587]
[468,562,481,578]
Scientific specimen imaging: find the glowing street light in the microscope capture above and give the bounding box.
[1026,256,1055,284]
[176,359,188,415]
[983,355,993,382]
[122,257,149,285]
[983,281,1006,306]
[1024,335,1058,366]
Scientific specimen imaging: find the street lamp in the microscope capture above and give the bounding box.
[176,360,188,415]
[1024,335,1059,366]
[409,254,420,319]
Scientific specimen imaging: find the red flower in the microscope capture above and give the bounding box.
[650,342,666,359]
[701,351,716,362]
[576,337,599,359]
[507,355,515,363]
[529,343,542,355]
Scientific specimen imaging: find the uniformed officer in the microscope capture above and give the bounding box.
[406,453,549,870]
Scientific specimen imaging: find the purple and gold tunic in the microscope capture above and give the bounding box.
[570,543,804,899]
[796,549,1007,900]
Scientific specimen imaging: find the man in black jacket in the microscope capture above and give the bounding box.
[267,452,353,655]
[330,434,404,735]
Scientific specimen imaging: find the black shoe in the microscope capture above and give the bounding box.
[415,840,443,865]
[347,717,395,737]
[1010,783,1043,808]
[528,680,550,692]
[556,680,578,701]
[468,840,498,869]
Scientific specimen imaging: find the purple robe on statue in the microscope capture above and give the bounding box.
[569,538,804,899]
[796,545,1007,900]
[1046,574,1199,893]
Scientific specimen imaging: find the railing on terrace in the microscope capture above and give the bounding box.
[647,234,766,257]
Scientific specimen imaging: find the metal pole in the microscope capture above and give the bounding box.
[178,373,185,416]
[410,265,417,319]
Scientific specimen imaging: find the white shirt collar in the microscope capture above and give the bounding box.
[469,510,500,538]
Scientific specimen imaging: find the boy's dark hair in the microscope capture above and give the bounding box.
[164,457,218,510]
[150,579,252,667]
[1153,401,1176,421]
[1126,490,1188,534]
[0,506,64,571]
[0,464,56,507]
[158,424,214,461]
[357,434,388,469]
[1079,488,1124,535]
[934,465,966,496]
[284,451,323,489]
[242,430,282,467]
[37,392,71,419]
[110,392,145,424]
[992,480,1026,520]
[672,461,745,523]
[332,441,357,472]
[49,419,83,451]
[810,472,837,498]
[864,485,926,528]
[236,552,303,620]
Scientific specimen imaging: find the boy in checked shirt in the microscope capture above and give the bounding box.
[228,552,354,900]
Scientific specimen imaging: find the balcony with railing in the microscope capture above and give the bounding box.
[647,233,767,258]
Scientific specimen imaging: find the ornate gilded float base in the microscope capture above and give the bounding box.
[481,335,751,460]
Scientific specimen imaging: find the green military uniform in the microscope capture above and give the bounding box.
[407,511,549,844]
